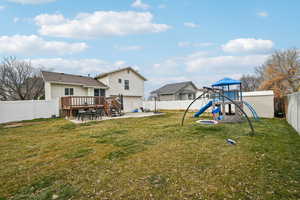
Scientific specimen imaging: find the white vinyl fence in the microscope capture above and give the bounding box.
[143,99,208,111]
[143,90,274,118]
[287,92,300,134]
[0,99,59,124]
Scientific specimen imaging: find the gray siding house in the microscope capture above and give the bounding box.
[150,81,198,101]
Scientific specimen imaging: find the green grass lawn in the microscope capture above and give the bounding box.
[0,112,299,200]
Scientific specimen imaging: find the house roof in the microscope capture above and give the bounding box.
[212,78,241,87]
[41,71,108,88]
[95,67,147,81]
[151,81,198,95]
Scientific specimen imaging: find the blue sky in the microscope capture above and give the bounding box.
[0,0,299,96]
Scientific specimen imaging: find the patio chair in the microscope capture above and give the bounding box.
[95,108,105,120]
[85,109,96,120]
[77,110,86,121]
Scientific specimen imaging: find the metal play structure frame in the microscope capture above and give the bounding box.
[181,87,255,136]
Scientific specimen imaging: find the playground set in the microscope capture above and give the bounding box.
[181,78,259,135]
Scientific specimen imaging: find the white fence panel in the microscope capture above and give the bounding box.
[287,92,300,134]
[143,90,274,118]
[243,93,274,118]
[0,100,59,124]
[143,99,209,112]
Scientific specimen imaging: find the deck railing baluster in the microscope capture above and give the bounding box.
[61,96,108,117]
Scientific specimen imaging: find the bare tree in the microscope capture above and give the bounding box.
[254,64,266,83]
[258,48,300,97]
[240,74,260,92]
[0,57,44,101]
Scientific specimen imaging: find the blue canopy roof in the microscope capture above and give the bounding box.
[212,77,241,87]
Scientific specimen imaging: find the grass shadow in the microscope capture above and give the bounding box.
[105,144,145,160]
[10,176,78,200]
[79,121,100,127]
[59,123,77,131]
[64,148,93,159]
[89,129,128,139]
[147,174,168,188]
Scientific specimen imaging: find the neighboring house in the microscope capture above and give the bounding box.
[95,67,147,112]
[150,81,198,101]
[42,67,147,112]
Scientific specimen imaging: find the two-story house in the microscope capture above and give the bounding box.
[41,67,147,112]
[95,67,147,112]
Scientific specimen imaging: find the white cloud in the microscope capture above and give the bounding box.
[146,52,269,89]
[184,22,199,28]
[131,0,150,10]
[35,14,65,25]
[150,76,189,87]
[151,52,208,75]
[132,65,140,71]
[35,11,170,38]
[196,42,215,47]
[114,45,142,51]
[6,0,56,4]
[178,41,214,48]
[0,5,5,10]
[114,60,127,67]
[12,17,32,23]
[0,35,87,56]
[257,11,268,17]
[144,49,271,95]
[222,38,274,53]
[178,42,190,47]
[29,58,128,76]
[185,54,269,72]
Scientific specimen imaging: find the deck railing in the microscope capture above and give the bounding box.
[61,96,106,109]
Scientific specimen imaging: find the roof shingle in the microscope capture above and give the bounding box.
[151,81,197,95]
[95,67,147,81]
[41,71,108,88]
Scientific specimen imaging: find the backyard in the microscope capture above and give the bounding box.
[0,112,299,200]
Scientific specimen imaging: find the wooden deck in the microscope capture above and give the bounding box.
[61,96,105,117]
[61,96,105,109]
[61,96,122,117]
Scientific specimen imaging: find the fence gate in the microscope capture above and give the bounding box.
[274,97,286,118]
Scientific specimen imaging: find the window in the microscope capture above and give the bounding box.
[94,89,99,97]
[118,78,122,83]
[65,88,74,96]
[188,93,194,100]
[94,89,106,97]
[124,80,129,90]
[100,89,106,97]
